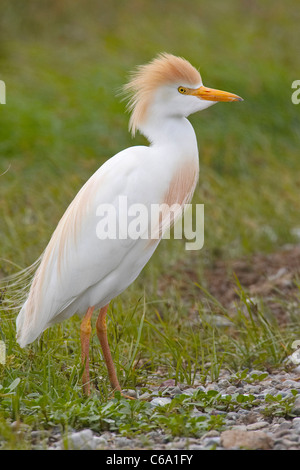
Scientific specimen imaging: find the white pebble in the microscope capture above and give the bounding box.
[150,397,172,407]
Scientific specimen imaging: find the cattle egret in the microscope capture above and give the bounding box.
[16,53,242,396]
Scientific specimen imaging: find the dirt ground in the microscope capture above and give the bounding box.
[204,244,300,322]
[160,244,300,323]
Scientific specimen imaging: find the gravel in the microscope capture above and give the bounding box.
[32,368,300,450]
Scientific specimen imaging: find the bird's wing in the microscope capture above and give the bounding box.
[17,145,163,346]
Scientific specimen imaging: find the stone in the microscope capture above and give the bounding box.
[281,380,300,389]
[220,430,273,450]
[188,444,204,450]
[205,383,220,392]
[181,388,195,396]
[139,391,152,400]
[202,430,220,438]
[225,386,238,394]
[218,379,231,388]
[171,386,183,395]
[292,417,300,428]
[150,397,172,407]
[94,436,107,448]
[292,396,300,416]
[246,421,269,431]
[190,407,208,418]
[114,437,133,448]
[226,412,238,421]
[122,389,138,398]
[203,437,221,448]
[162,386,182,396]
[167,438,187,449]
[159,379,177,387]
[230,425,247,431]
[64,429,97,450]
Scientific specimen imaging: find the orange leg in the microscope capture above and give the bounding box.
[80,306,95,396]
[96,304,121,392]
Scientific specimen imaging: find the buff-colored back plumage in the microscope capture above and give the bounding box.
[123,53,201,136]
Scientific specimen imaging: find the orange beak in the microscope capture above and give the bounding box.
[191,85,243,102]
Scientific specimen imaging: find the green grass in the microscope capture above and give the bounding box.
[1,0,300,449]
[1,283,300,448]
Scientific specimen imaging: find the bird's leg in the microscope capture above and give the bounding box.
[80,306,95,396]
[96,304,121,393]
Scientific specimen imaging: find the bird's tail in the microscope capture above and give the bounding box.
[15,299,40,348]
[0,257,42,345]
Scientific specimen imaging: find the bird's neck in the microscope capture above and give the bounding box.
[140,116,200,215]
[140,116,198,155]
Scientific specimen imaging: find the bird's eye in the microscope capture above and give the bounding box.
[178,86,187,94]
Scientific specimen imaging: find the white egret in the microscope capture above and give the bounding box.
[16,53,242,395]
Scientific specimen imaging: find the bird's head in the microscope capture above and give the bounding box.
[123,53,243,137]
